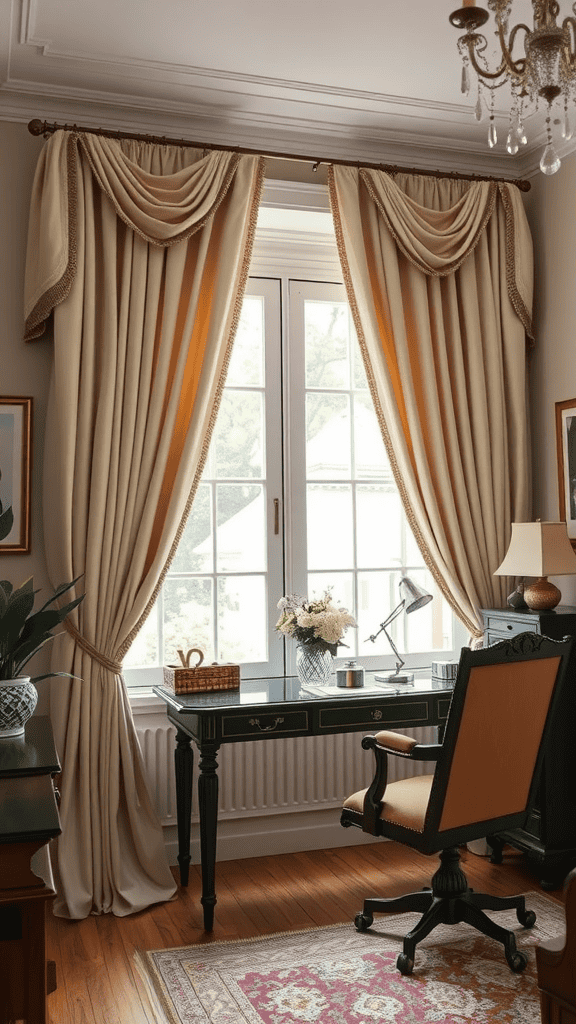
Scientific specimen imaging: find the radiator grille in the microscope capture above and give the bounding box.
[134,718,436,826]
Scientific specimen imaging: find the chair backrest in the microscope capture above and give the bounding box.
[424,632,573,844]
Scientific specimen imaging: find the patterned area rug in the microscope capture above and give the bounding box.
[135,891,563,1023]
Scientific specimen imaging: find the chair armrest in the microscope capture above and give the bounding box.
[369,730,443,761]
[357,732,442,835]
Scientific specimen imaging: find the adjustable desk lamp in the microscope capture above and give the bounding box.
[366,576,433,684]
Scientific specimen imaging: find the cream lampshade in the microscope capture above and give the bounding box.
[494,521,576,611]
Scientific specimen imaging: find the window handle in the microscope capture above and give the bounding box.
[274,498,280,535]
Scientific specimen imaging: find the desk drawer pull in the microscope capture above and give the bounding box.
[249,716,285,732]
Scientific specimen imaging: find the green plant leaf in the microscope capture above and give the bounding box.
[0,580,13,599]
[11,632,56,675]
[37,575,84,614]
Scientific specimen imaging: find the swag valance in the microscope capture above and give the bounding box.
[339,167,533,340]
[24,130,249,341]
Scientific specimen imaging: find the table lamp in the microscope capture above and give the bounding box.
[494,521,576,611]
[366,575,433,684]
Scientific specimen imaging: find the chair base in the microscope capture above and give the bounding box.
[354,846,534,974]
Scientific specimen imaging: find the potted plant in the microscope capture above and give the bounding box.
[0,493,84,737]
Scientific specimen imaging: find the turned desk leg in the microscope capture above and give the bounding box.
[198,741,220,931]
[175,730,194,887]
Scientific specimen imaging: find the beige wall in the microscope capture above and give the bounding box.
[525,149,576,605]
[0,121,53,702]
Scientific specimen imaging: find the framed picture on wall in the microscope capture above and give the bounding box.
[0,397,32,553]
[556,398,576,550]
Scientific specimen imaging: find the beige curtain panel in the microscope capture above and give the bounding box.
[329,167,533,637]
[25,130,265,918]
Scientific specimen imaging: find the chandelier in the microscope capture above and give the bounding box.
[449,0,576,174]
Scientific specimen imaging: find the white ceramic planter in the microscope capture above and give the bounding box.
[0,677,38,737]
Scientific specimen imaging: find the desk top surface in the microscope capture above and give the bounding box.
[0,716,60,778]
[154,674,453,715]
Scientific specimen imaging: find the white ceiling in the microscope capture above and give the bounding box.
[2,0,575,179]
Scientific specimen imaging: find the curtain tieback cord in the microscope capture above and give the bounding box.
[63,618,123,675]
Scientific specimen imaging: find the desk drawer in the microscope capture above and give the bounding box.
[319,700,430,731]
[222,709,309,739]
[484,615,537,638]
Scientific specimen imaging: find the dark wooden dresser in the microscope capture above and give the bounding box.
[482,606,576,888]
[0,715,61,1024]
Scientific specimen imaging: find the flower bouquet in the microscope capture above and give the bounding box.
[276,589,357,685]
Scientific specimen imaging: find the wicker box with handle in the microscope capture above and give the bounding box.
[163,647,240,694]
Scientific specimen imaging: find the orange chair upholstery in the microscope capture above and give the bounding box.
[537,868,576,1024]
[341,632,573,976]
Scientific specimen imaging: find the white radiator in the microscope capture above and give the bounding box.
[134,712,436,827]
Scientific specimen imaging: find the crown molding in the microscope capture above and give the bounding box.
[0,84,533,180]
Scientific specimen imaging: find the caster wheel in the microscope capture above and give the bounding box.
[507,951,528,973]
[396,952,414,975]
[517,908,536,928]
[354,912,373,932]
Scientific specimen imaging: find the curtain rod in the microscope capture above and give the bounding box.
[27,118,531,193]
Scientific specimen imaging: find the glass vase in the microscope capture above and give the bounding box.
[296,643,333,686]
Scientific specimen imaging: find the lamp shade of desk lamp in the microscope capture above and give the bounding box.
[494,521,576,611]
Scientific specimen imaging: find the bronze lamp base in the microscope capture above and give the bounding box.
[523,577,561,611]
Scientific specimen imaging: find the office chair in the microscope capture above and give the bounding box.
[536,867,576,1023]
[340,632,573,975]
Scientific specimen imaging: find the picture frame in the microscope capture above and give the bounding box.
[0,397,32,553]
[555,398,576,550]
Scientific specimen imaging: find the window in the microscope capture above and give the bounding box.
[124,193,465,688]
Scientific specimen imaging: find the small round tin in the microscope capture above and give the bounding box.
[336,660,365,688]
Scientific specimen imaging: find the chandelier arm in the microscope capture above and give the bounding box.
[562,15,576,60]
[464,36,511,80]
[498,21,531,76]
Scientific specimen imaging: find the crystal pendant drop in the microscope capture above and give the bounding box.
[461,64,470,96]
[488,122,497,148]
[540,143,561,175]
[475,92,483,121]
[506,131,519,155]
[562,113,573,141]
[516,121,528,145]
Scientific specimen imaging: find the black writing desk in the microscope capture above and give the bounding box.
[154,675,454,930]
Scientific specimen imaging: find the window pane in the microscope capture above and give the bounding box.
[305,301,350,389]
[358,571,402,659]
[163,577,214,665]
[405,514,426,567]
[307,483,353,569]
[213,390,264,479]
[226,296,264,387]
[218,576,267,662]
[356,485,402,569]
[216,483,266,572]
[306,393,351,479]
[171,483,212,573]
[353,393,389,480]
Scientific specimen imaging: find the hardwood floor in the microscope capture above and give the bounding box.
[45,842,566,1024]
